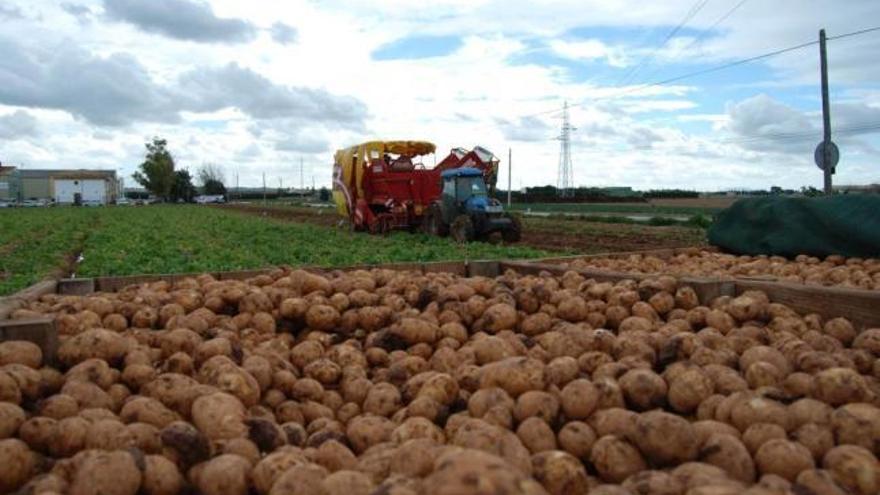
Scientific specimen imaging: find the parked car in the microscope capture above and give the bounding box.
[195,195,226,204]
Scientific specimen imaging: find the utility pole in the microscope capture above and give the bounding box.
[819,29,833,195]
[262,172,267,205]
[507,148,512,207]
[300,157,304,192]
[235,172,239,201]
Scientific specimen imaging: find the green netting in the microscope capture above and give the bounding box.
[708,195,880,258]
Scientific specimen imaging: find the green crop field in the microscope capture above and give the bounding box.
[0,206,553,296]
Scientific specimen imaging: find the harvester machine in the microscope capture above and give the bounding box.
[332,140,520,242]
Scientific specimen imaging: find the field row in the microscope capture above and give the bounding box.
[0,206,551,295]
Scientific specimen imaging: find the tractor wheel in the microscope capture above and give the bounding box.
[425,205,448,237]
[501,214,522,243]
[450,215,475,243]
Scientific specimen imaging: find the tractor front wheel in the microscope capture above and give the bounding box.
[451,215,475,243]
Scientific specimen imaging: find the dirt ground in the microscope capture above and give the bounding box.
[219,203,707,255]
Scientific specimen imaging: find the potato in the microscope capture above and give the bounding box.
[58,329,130,366]
[423,448,546,495]
[794,469,849,495]
[0,438,37,493]
[391,417,445,444]
[305,304,341,332]
[0,340,42,368]
[191,392,247,441]
[120,397,180,428]
[792,423,834,461]
[559,379,599,419]
[514,391,559,424]
[668,368,713,413]
[69,449,142,495]
[0,370,22,404]
[268,463,329,495]
[141,455,184,495]
[479,357,545,398]
[619,368,667,410]
[531,450,591,495]
[362,383,402,417]
[323,469,375,495]
[812,367,867,406]
[589,435,647,483]
[822,445,880,495]
[194,454,252,495]
[313,439,357,472]
[730,397,790,432]
[0,402,25,439]
[160,421,211,468]
[517,417,557,454]
[250,450,309,494]
[451,419,533,475]
[390,438,438,477]
[829,402,880,450]
[340,414,393,454]
[621,470,683,495]
[699,433,755,483]
[742,423,787,456]
[754,439,815,481]
[631,410,698,466]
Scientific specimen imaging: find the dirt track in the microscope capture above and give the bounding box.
[219,203,706,255]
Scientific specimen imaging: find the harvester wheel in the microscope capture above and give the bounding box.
[502,214,522,243]
[450,215,475,243]
[425,206,448,237]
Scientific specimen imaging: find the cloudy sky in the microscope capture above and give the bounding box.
[1,0,879,191]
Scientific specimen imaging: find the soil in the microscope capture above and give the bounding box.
[219,203,707,255]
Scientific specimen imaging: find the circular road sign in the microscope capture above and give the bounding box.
[814,141,840,171]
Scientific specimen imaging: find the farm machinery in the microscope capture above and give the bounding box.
[332,140,521,242]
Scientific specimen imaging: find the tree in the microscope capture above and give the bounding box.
[132,138,176,201]
[203,179,226,196]
[170,170,197,203]
[197,164,226,195]
[319,187,330,202]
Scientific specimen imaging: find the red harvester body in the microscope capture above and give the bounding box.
[332,141,498,234]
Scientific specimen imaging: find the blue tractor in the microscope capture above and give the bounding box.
[423,168,522,243]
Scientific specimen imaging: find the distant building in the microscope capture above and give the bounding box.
[0,167,119,204]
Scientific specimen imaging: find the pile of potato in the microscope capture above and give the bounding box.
[1,266,879,495]
[564,250,880,290]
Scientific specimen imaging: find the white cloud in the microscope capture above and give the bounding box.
[0,0,876,192]
[549,39,627,67]
[102,0,257,43]
[0,110,39,139]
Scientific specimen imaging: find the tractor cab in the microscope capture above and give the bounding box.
[440,168,501,216]
[432,168,521,243]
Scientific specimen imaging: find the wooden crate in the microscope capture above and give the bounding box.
[499,259,880,329]
[4,249,879,362]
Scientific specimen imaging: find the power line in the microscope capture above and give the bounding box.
[722,122,880,144]
[527,25,880,120]
[827,25,880,40]
[616,0,712,87]
[643,0,750,79]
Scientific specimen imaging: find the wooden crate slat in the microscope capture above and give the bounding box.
[0,317,58,363]
[735,279,880,330]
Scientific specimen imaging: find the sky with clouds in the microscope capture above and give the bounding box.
[0,0,878,191]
